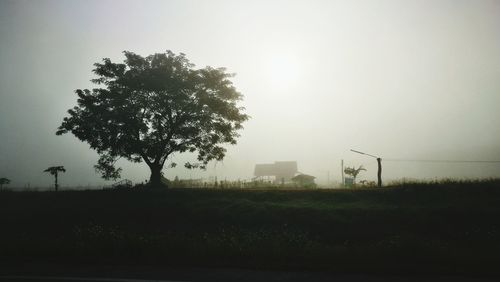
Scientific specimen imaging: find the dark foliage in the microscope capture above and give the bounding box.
[1,180,500,274]
[43,166,66,192]
[0,177,10,190]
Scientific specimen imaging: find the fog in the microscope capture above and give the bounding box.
[1,0,500,188]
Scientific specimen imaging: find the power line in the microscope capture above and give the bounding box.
[358,160,378,167]
[384,159,500,163]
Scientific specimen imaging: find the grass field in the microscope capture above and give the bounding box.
[1,179,500,275]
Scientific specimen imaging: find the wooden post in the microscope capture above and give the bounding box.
[341,159,344,187]
[377,158,382,187]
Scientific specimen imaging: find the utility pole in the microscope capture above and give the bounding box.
[376,157,382,187]
[350,149,382,187]
[341,159,344,187]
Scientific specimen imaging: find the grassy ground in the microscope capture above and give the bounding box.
[1,179,499,275]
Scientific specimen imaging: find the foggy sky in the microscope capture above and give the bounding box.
[1,0,500,188]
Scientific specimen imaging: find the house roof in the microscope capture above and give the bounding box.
[291,174,316,181]
[254,161,298,177]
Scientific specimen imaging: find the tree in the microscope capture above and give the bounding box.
[343,165,366,185]
[291,174,316,188]
[57,50,249,187]
[0,178,10,191]
[44,166,66,191]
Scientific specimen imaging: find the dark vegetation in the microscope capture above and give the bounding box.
[43,166,66,192]
[56,50,248,186]
[0,177,10,190]
[1,179,499,275]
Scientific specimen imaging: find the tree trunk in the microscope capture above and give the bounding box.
[55,173,59,192]
[148,164,165,188]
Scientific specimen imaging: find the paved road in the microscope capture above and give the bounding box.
[2,264,499,282]
[1,274,500,282]
[1,277,183,282]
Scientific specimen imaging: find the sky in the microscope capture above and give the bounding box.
[1,0,500,188]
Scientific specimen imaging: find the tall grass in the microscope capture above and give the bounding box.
[1,179,499,274]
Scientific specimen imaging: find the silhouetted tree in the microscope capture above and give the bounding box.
[44,166,66,191]
[0,178,10,191]
[344,165,366,184]
[57,50,248,187]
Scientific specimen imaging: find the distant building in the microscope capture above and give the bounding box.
[291,174,316,186]
[254,161,298,183]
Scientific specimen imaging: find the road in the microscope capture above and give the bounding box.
[1,264,499,282]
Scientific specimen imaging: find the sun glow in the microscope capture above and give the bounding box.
[265,53,301,90]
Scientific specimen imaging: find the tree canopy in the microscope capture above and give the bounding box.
[57,50,248,187]
[44,166,66,176]
[0,177,10,190]
[44,166,66,191]
[344,165,366,183]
